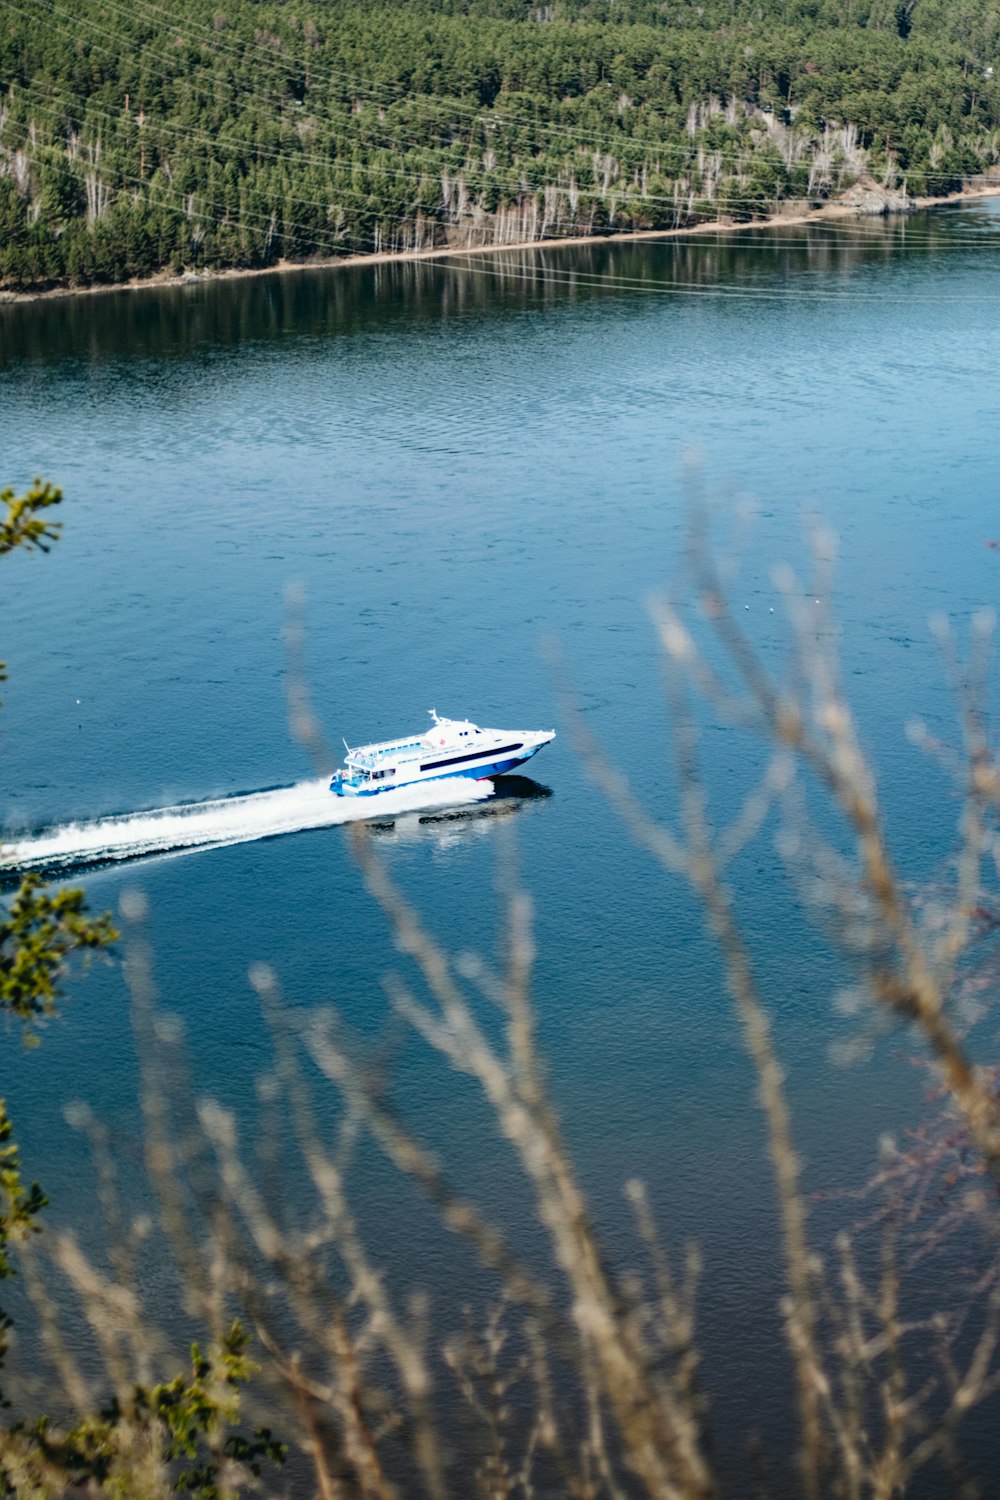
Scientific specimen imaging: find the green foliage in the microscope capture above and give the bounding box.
[0,1100,46,1406]
[0,481,62,559]
[0,479,64,696]
[0,875,117,1032]
[0,1101,46,1283]
[0,479,282,1494]
[2,0,999,290]
[14,1322,286,1496]
[0,478,117,1424]
[0,480,117,1049]
[0,480,281,1497]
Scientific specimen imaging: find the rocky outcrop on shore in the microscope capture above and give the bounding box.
[838,179,915,215]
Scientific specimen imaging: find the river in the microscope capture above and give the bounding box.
[2,203,1000,1489]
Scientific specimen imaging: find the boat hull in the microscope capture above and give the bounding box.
[331,746,540,798]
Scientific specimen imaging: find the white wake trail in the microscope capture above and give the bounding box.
[3,778,494,873]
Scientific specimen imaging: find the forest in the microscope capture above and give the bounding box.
[0,0,999,289]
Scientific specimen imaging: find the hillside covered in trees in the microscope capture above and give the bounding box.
[1,0,1000,291]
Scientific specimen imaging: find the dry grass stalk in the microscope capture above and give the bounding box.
[559,498,1000,1496]
[9,535,1000,1497]
[344,824,716,1500]
[688,513,1000,1182]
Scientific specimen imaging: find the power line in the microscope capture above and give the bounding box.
[11,128,1000,304]
[5,0,1000,280]
[5,0,803,213]
[14,70,997,261]
[6,72,704,218]
[13,0,989,200]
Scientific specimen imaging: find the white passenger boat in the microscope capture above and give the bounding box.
[330,711,555,798]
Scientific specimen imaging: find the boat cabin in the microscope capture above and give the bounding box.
[421,717,483,753]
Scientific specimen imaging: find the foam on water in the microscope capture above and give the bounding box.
[2,777,495,874]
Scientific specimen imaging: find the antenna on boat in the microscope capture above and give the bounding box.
[429,708,440,724]
[342,737,351,753]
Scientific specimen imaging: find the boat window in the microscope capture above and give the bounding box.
[420,743,523,772]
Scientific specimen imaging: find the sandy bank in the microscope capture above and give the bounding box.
[2,180,999,307]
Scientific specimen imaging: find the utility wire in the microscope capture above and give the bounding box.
[14,70,997,258]
[11,0,991,197]
[12,127,1000,303]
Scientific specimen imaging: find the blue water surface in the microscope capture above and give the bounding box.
[2,203,1000,1485]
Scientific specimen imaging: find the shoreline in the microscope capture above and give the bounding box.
[3,180,999,308]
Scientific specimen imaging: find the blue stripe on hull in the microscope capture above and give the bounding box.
[331,746,538,797]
